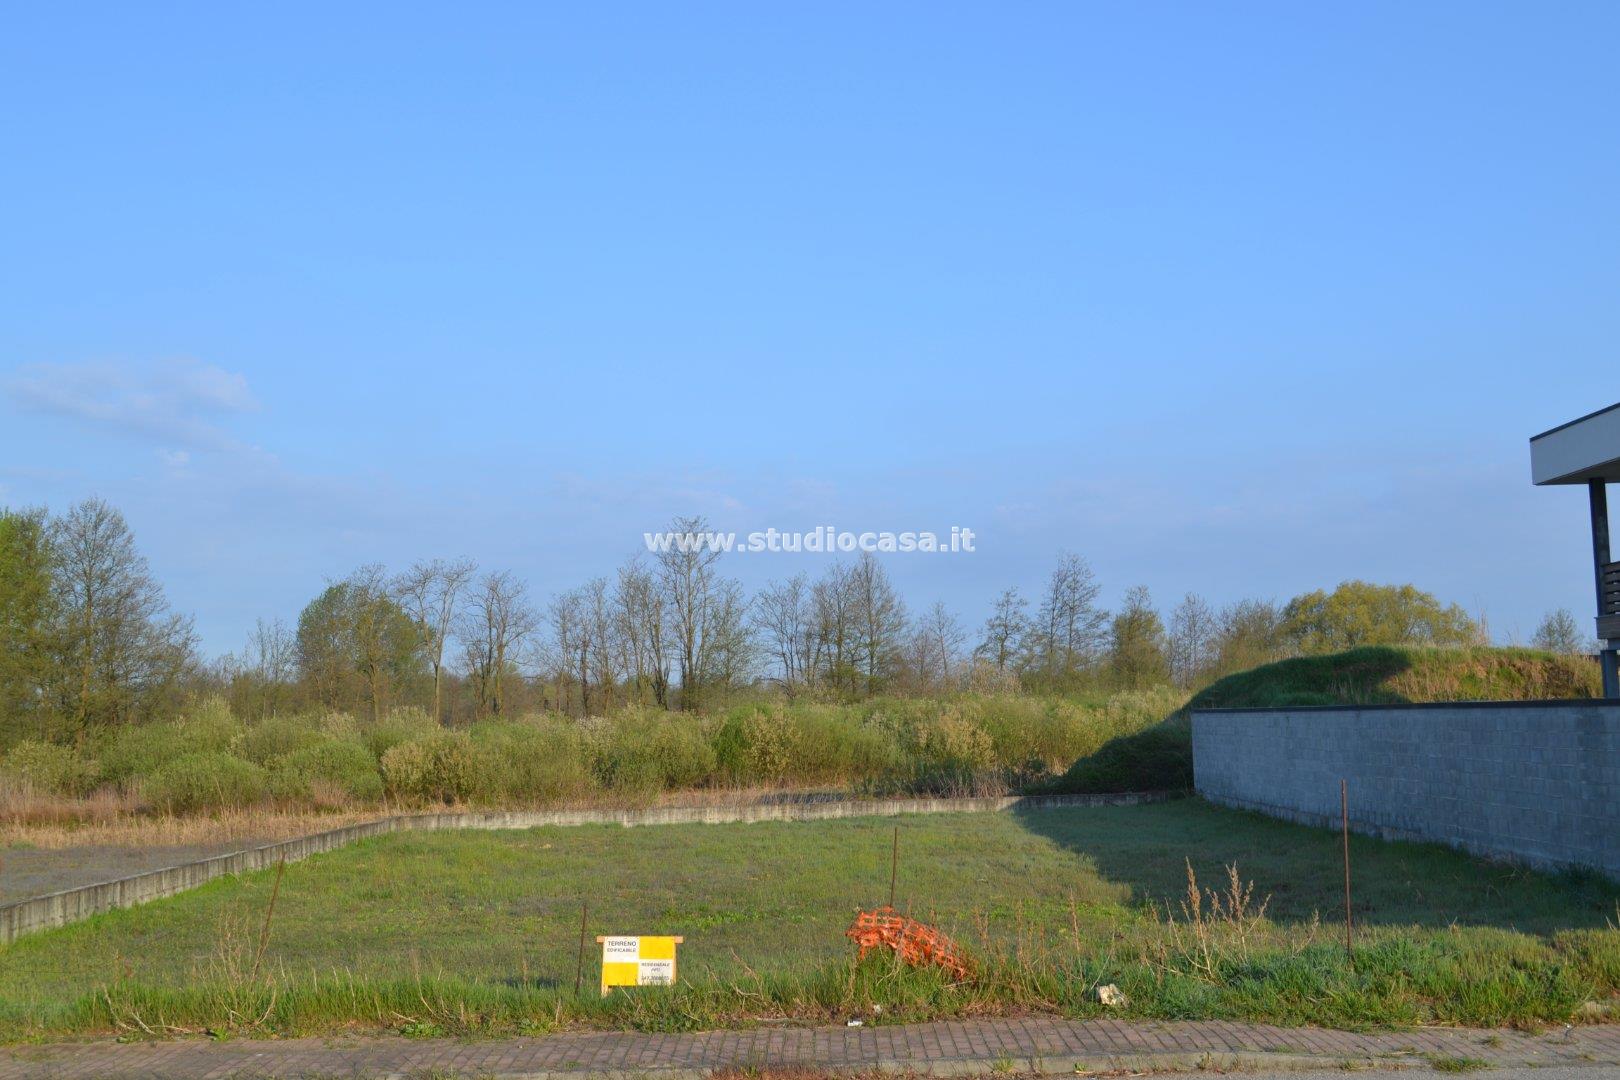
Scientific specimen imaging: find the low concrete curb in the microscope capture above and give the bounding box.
[0,792,1166,943]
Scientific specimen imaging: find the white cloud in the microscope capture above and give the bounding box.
[6,357,258,452]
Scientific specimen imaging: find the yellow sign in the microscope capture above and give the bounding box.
[597,935,683,995]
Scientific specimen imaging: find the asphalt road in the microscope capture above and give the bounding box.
[1269,1071,1620,1080]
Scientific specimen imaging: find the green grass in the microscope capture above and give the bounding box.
[1183,646,1599,710]
[1050,646,1602,794]
[1429,1056,1493,1072]
[1,800,1617,1039]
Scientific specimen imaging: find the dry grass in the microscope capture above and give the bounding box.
[710,1071,960,1080]
[0,783,894,849]
[0,806,385,849]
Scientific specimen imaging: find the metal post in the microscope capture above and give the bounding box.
[574,902,589,996]
[888,825,899,909]
[1341,779,1354,968]
[1591,481,1619,698]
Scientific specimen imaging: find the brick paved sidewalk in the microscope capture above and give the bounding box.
[3,1018,1619,1080]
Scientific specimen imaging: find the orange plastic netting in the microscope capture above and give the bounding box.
[844,906,973,980]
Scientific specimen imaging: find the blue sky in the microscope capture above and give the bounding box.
[2,2,1616,656]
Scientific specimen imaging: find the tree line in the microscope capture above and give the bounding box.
[0,498,1590,740]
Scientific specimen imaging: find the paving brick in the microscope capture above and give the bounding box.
[5,1018,1620,1078]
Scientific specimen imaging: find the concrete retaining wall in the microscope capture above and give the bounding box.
[0,792,1163,944]
[1192,700,1620,877]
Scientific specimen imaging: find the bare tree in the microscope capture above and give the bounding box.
[811,561,861,690]
[583,575,622,712]
[460,570,538,717]
[1531,608,1592,656]
[974,586,1029,673]
[754,574,814,687]
[1030,552,1107,683]
[1211,598,1286,675]
[696,578,754,696]
[930,602,967,680]
[911,601,967,689]
[237,616,296,719]
[546,588,588,715]
[655,516,727,710]
[1167,592,1217,689]
[613,558,669,707]
[394,558,476,723]
[851,553,906,694]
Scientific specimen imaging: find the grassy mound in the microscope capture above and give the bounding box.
[1050,646,1602,794]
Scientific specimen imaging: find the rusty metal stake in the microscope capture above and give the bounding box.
[889,825,900,908]
[574,901,589,996]
[251,853,287,981]
[1341,779,1355,968]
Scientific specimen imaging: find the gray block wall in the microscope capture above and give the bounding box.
[1192,701,1620,878]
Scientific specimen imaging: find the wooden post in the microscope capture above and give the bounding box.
[1341,779,1354,967]
[574,902,589,996]
[888,825,899,908]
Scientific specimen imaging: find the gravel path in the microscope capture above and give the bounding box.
[0,842,263,901]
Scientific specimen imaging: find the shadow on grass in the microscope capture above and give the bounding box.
[1025,644,1620,935]
[496,975,565,990]
[1009,796,1620,934]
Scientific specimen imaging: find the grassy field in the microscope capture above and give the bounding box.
[2,800,1618,1039]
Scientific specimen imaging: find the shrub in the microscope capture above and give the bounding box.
[592,716,717,794]
[240,715,328,765]
[364,706,440,761]
[1,740,98,797]
[97,698,246,789]
[468,720,595,804]
[96,722,187,786]
[147,752,268,813]
[714,703,902,787]
[976,697,1067,769]
[381,732,478,805]
[783,707,901,784]
[317,710,362,742]
[719,706,795,782]
[918,709,997,772]
[175,696,244,752]
[649,721,719,788]
[268,741,383,803]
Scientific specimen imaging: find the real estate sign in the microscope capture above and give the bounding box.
[598,935,682,995]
